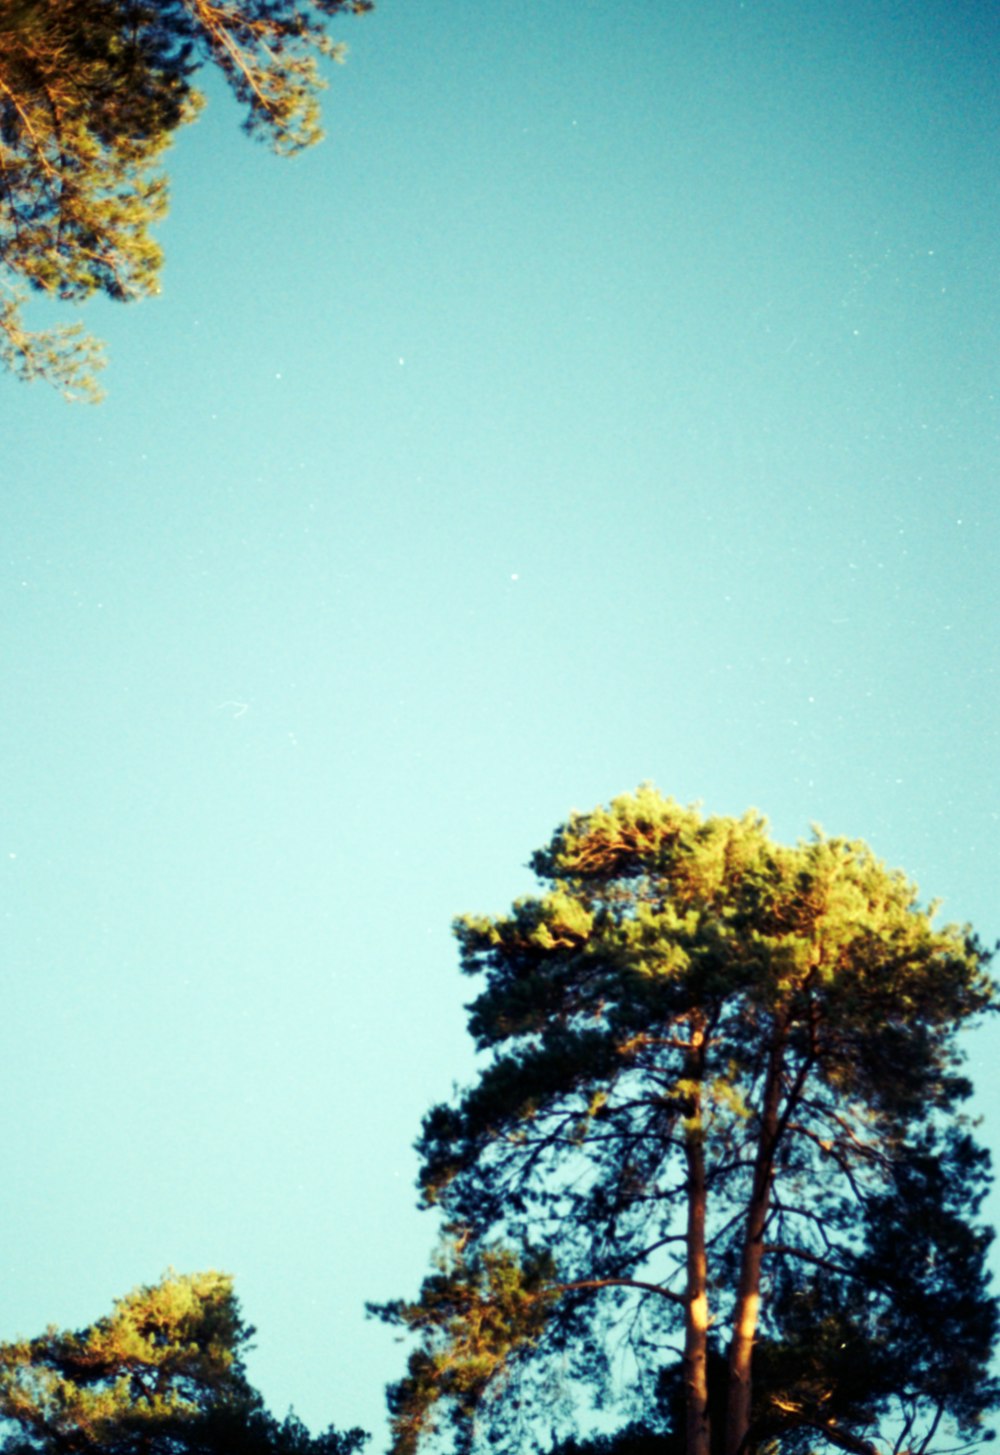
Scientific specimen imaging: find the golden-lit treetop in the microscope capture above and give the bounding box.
[377,788,997,1455]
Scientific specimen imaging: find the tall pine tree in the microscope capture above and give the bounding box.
[374,789,997,1455]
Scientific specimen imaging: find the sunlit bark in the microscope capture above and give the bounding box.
[725,1034,786,1455]
[683,1027,711,1455]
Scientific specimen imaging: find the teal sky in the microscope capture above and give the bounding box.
[3,0,998,1444]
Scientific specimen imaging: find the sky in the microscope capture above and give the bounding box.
[2,0,999,1445]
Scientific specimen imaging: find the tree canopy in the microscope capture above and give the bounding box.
[373,788,998,1455]
[0,1269,367,1455]
[0,0,372,399]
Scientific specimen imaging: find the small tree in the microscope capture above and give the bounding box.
[0,1270,366,1455]
[374,789,997,1455]
[0,0,372,398]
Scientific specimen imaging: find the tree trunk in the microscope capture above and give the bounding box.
[724,1036,785,1455]
[683,1030,711,1455]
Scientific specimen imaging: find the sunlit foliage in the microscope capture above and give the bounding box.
[0,0,372,398]
[376,788,997,1455]
[0,1269,367,1455]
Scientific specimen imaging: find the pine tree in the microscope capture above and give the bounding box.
[0,1269,367,1455]
[0,0,372,399]
[373,789,997,1455]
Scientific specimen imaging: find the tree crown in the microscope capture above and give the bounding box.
[0,1269,368,1455]
[380,789,997,1455]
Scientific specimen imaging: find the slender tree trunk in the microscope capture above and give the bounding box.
[683,1029,711,1455]
[724,1036,785,1455]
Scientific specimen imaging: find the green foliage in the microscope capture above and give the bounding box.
[381,788,997,1455]
[0,1270,367,1455]
[371,1234,557,1455]
[0,0,373,398]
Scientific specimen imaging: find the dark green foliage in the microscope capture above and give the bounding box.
[543,1425,675,1455]
[178,1404,369,1455]
[378,789,997,1455]
[0,0,372,397]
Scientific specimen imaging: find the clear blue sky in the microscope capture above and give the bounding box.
[2,0,998,1445]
